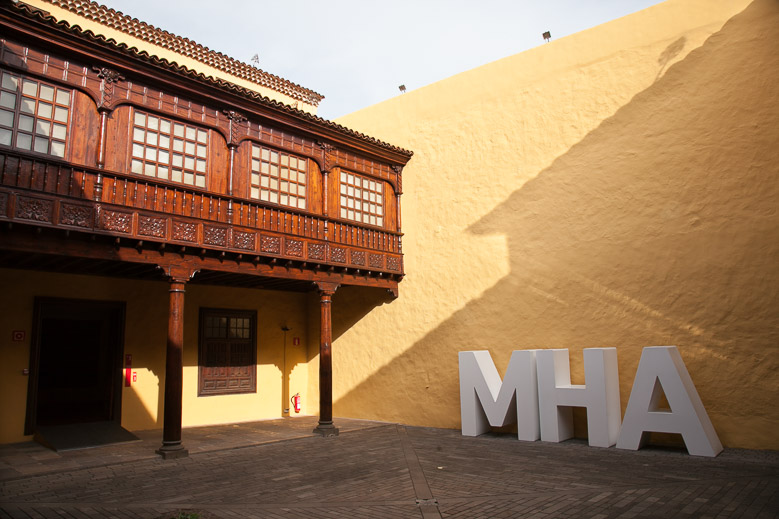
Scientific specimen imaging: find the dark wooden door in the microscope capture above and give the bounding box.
[25,298,125,434]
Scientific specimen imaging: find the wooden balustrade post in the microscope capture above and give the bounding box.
[156,265,197,459]
[314,282,339,436]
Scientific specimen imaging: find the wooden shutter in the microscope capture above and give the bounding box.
[198,308,256,396]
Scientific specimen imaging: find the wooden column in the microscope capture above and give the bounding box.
[223,110,246,224]
[156,266,196,459]
[314,282,339,436]
[92,67,124,201]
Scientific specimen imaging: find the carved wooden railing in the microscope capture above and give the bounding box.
[0,151,403,275]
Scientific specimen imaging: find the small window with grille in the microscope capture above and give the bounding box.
[130,109,208,188]
[250,143,307,210]
[339,171,384,227]
[198,308,257,396]
[0,69,71,158]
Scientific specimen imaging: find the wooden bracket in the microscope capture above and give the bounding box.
[157,264,199,284]
[314,281,339,295]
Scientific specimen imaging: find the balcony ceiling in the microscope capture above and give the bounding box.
[0,248,319,292]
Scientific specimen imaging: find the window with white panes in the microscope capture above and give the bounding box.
[130,110,208,188]
[339,171,384,227]
[250,144,307,210]
[0,70,71,158]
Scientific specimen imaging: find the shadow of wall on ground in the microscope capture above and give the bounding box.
[333,0,779,449]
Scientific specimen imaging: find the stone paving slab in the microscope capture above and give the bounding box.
[0,417,384,481]
[1,419,778,518]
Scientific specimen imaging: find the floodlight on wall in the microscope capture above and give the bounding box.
[398,85,406,93]
[542,31,551,42]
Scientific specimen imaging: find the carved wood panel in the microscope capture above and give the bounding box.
[203,225,228,247]
[386,256,401,272]
[351,250,365,266]
[285,238,303,257]
[260,235,281,254]
[16,196,53,222]
[60,203,93,228]
[172,220,197,242]
[330,246,347,264]
[102,209,133,233]
[308,243,325,261]
[138,215,166,238]
[369,253,384,269]
[233,230,255,250]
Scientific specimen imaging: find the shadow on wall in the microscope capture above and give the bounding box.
[305,285,394,414]
[331,286,397,339]
[655,36,686,81]
[334,0,779,449]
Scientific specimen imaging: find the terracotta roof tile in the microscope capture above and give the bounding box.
[5,0,413,158]
[41,0,324,105]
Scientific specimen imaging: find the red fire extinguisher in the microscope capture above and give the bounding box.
[291,393,301,413]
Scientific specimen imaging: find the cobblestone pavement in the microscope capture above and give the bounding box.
[1,418,777,518]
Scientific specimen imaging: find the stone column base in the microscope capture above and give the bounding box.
[156,443,189,459]
[313,422,340,437]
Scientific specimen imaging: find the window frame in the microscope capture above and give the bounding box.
[0,69,73,159]
[198,307,257,397]
[249,142,308,210]
[129,108,209,188]
[338,170,385,227]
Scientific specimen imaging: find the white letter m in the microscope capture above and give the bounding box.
[459,350,539,441]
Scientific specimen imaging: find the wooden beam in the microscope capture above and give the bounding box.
[0,230,399,292]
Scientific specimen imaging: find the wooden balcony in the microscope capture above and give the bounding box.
[0,3,412,295]
[0,149,404,292]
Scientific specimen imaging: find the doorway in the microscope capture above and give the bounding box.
[25,298,125,435]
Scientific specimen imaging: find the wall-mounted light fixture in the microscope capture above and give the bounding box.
[542,31,551,42]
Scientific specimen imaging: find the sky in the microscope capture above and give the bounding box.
[95,0,665,120]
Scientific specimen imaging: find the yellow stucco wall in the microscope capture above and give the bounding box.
[333,0,779,449]
[0,268,312,444]
[21,0,318,114]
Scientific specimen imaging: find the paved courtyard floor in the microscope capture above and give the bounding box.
[1,417,777,518]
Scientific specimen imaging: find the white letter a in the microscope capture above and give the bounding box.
[617,346,722,457]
